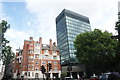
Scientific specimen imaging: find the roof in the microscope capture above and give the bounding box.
[56,9,90,24]
[41,44,59,51]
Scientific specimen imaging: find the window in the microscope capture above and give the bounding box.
[53,56,57,60]
[35,73,39,78]
[44,55,48,59]
[28,64,30,70]
[35,43,40,47]
[28,50,34,53]
[42,61,46,65]
[52,50,56,53]
[32,72,34,77]
[48,61,52,63]
[30,43,33,46]
[16,70,18,73]
[54,67,58,70]
[28,56,34,62]
[10,69,13,73]
[35,67,39,71]
[54,61,57,65]
[31,64,34,70]
[36,61,39,64]
[28,64,34,70]
[30,47,33,50]
[28,57,30,62]
[20,57,22,60]
[35,54,39,58]
[34,49,40,53]
[44,50,48,53]
[28,72,30,77]
[43,55,49,59]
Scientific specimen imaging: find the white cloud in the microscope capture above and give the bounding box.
[1,3,21,53]
[3,0,120,53]
[25,0,119,40]
[0,3,2,18]
[5,27,55,52]
[27,21,32,26]
[5,28,30,52]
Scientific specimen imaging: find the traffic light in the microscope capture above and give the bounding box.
[67,65,72,71]
[48,63,52,71]
[40,65,46,74]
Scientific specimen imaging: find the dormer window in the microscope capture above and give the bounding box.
[44,50,48,53]
[52,50,56,53]
[35,54,39,58]
[53,56,57,60]
[28,50,34,53]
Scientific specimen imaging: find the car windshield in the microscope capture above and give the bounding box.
[100,74,108,79]
[100,72,120,80]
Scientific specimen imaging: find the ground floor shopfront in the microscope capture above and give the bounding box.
[62,64,86,79]
[13,71,61,79]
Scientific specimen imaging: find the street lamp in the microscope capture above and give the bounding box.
[67,64,72,78]
[59,49,64,72]
[40,65,46,80]
[60,49,73,78]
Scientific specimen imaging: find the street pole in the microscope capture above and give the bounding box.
[111,2,120,54]
[67,63,72,78]
[47,63,48,80]
[42,74,43,80]
[117,1,120,51]
[111,1,120,72]
[116,2,120,54]
[69,52,72,78]
[60,49,64,73]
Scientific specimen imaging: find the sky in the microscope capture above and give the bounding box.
[1,0,120,52]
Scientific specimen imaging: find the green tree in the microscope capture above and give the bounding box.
[114,18,120,72]
[61,72,67,79]
[74,29,118,74]
[0,20,14,78]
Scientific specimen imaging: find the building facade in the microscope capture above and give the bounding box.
[56,9,91,78]
[13,37,61,79]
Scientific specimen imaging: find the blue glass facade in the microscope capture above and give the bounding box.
[56,9,91,65]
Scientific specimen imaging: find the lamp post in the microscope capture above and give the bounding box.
[60,49,73,78]
[40,65,46,80]
[67,64,72,78]
[60,49,64,73]
[111,2,120,54]
[111,1,120,72]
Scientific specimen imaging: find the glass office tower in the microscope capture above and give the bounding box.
[56,9,91,66]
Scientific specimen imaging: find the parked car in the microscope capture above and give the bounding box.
[90,76,99,80]
[65,77,74,80]
[99,72,120,80]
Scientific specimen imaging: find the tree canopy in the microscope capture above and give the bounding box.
[74,29,118,73]
[0,20,14,66]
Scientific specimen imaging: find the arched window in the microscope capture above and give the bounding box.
[35,73,39,78]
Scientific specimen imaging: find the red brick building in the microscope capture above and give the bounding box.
[13,37,61,79]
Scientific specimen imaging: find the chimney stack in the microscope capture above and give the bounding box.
[53,42,56,47]
[50,39,52,50]
[39,37,42,48]
[29,37,33,40]
[39,37,42,44]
